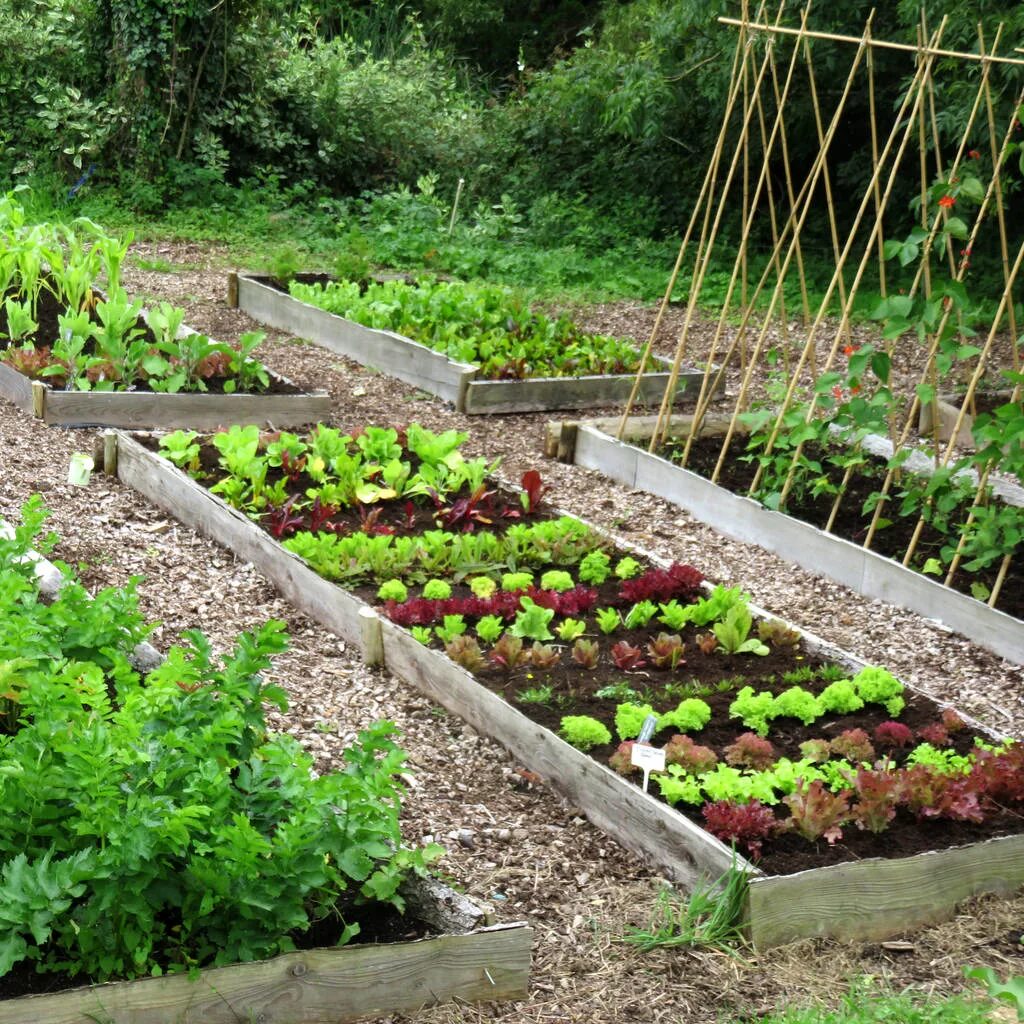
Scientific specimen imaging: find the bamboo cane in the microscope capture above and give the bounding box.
[648,1,799,454]
[978,25,1018,373]
[866,26,888,300]
[614,13,752,439]
[709,25,875,483]
[673,35,810,470]
[861,58,1009,550]
[747,20,943,502]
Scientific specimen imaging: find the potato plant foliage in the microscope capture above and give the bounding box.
[0,499,437,982]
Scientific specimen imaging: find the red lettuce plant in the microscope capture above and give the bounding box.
[850,768,901,833]
[724,732,776,770]
[525,585,599,616]
[646,633,685,670]
[384,591,527,627]
[445,636,488,673]
[900,765,984,823]
[609,741,638,775]
[783,780,851,845]
[917,723,950,747]
[618,562,704,603]
[695,632,718,656]
[571,639,600,669]
[941,708,967,733]
[873,721,914,749]
[702,800,778,859]
[487,634,530,671]
[830,729,875,763]
[610,641,646,671]
[664,734,718,773]
[528,643,561,670]
[971,744,1024,803]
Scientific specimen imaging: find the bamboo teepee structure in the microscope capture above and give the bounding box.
[619,3,1024,608]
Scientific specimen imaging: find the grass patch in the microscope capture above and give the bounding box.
[729,984,995,1024]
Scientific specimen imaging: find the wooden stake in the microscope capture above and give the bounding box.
[103,430,118,477]
[359,607,384,668]
[31,381,45,420]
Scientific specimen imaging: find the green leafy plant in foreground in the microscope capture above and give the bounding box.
[0,619,440,981]
[965,966,1024,1021]
[0,503,439,982]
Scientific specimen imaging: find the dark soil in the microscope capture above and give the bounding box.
[0,287,303,395]
[666,436,1024,621]
[0,900,434,1003]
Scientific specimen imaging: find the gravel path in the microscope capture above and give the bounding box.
[0,241,1021,1022]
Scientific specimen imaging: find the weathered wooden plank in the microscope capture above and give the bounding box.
[748,832,1024,949]
[380,620,743,887]
[574,421,1024,666]
[237,275,471,404]
[114,434,367,646]
[42,387,330,429]
[0,361,34,415]
[463,370,700,415]
[0,924,531,1024]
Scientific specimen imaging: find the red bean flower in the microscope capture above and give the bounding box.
[938,194,956,208]
[968,149,981,159]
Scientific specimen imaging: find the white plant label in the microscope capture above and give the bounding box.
[631,742,666,793]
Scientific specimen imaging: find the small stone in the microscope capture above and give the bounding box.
[456,828,476,850]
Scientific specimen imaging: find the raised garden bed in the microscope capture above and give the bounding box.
[0,501,530,1022]
[0,877,529,1024]
[0,203,328,428]
[104,426,1024,948]
[229,272,705,414]
[554,415,1024,667]
[0,360,329,430]
[0,292,329,428]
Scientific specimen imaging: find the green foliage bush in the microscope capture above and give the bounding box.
[0,500,438,982]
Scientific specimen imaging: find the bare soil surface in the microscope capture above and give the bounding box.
[0,239,1020,1022]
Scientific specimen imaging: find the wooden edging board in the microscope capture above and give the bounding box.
[109,431,1024,948]
[0,877,531,1024]
[560,416,1024,667]
[0,327,330,430]
[232,273,703,415]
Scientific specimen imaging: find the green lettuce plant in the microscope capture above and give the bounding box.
[509,597,554,641]
[559,716,612,751]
